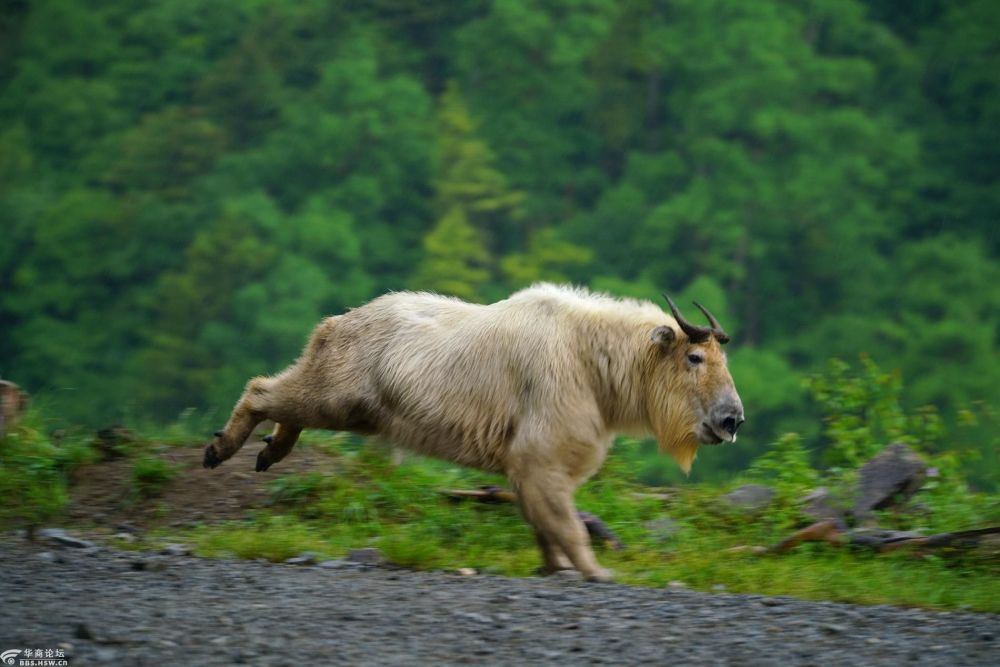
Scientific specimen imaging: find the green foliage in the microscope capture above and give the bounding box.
[408,207,491,301]
[747,433,818,497]
[0,411,97,529]
[268,472,331,511]
[130,454,177,500]
[782,357,997,532]
[808,356,913,469]
[500,228,593,290]
[0,0,996,487]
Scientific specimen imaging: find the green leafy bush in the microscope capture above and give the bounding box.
[790,356,998,531]
[130,454,177,499]
[0,412,97,529]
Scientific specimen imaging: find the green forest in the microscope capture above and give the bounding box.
[1,0,997,486]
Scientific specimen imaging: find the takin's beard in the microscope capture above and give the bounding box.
[651,398,702,475]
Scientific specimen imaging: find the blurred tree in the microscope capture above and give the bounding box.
[501,228,592,289]
[433,81,525,255]
[914,0,1000,251]
[98,107,226,199]
[409,207,491,301]
[131,207,278,418]
[454,0,617,222]
[410,82,525,300]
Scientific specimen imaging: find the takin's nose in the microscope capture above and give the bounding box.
[713,402,745,440]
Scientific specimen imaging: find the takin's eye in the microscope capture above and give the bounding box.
[687,353,705,365]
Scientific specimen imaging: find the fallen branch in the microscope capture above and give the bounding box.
[766,521,1000,555]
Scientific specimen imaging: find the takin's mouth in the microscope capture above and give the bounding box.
[698,423,732,446]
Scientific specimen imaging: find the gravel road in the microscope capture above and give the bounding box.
[1,537,996,666]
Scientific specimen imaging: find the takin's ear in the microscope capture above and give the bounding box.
[650,325,677,348]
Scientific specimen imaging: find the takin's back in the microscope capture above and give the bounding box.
[282,284,668,472]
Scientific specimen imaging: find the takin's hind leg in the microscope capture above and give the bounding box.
[203,377,274,469]
[255,423,303,472]
[534,530,574,574]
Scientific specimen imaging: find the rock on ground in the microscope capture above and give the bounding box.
[719,484,776,512]
[1,538,996,666]
[854,442,926,521]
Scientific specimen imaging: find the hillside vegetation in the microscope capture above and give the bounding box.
[0,1,997,487]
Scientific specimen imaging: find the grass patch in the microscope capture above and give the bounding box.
[0,410,98,529]
[161,438,999,612]
[130,453,178,499]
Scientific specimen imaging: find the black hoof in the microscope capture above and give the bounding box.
[203,444,223,469]
[255,450,272,473]
[263,435,273,445]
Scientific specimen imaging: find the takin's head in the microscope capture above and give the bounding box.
[646,295,744,473]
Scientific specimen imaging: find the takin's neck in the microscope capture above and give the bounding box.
[576,312,664,434]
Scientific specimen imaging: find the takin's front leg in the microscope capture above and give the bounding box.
[255,423,303,472]
[513,471,612,583]
[203,377,273,468]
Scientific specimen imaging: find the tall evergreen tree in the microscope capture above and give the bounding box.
[409,82,523,300]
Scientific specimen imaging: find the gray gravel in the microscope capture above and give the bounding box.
[1,538,997,666]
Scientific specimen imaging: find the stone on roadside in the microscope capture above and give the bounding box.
[160,543,190,557]
[131,557,167,572]
[37,528,96,549]
[347,547,384,566]
[318,560,355,569]
[284,552,318,565]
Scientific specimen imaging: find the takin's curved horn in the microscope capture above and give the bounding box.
[693,301,731,344]
[662,294,730,345]
[662,294,713,344]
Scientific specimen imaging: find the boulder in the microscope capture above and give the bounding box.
[798,487,846,525]
[854,442,926,522]
[347,547,385,566]
[719,484,775,512]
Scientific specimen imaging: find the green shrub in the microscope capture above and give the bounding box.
[130,455,177,499]
[0,412,97,529]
